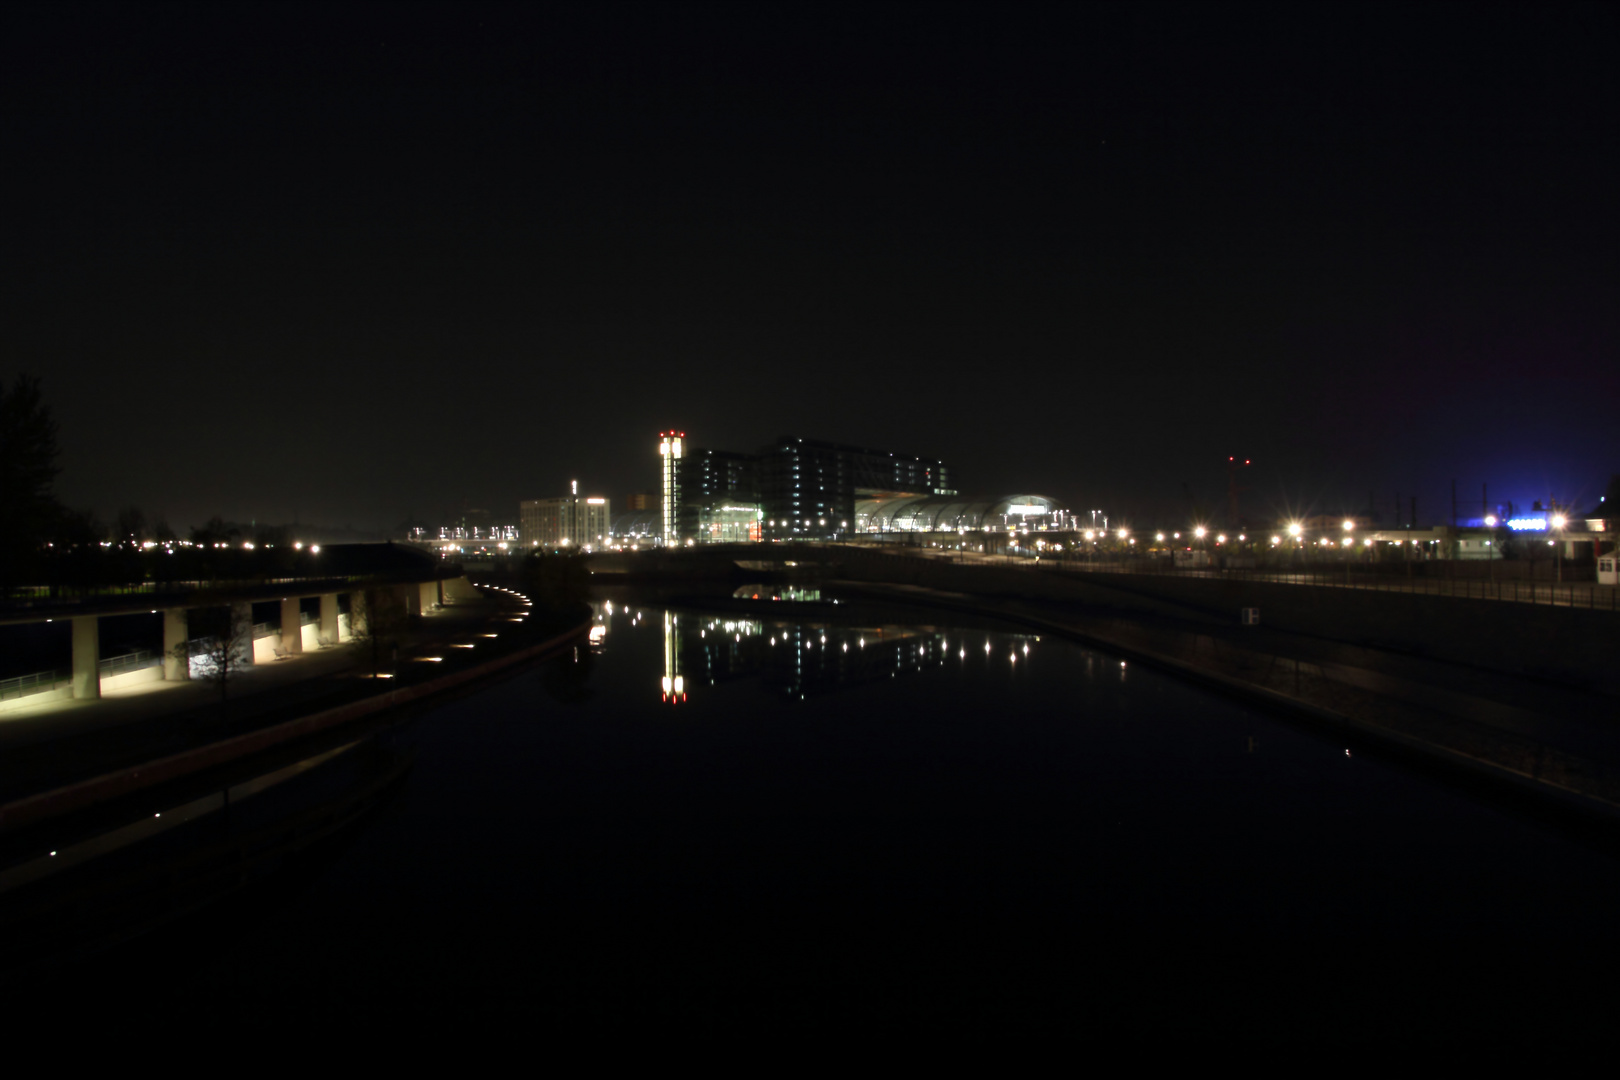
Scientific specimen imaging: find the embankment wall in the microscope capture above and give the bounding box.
[830,555,1620,695]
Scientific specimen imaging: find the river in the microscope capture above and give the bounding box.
[5,590,1618,1041]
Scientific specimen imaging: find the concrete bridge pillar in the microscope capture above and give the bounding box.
[320,593,339,645]
[419,579,439,614]
[162,608,189,681]
[279,597,303,656]
[231,602,255,667]
[71,615,100,699]
[401,583,419,617]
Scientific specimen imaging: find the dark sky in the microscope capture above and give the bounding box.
[4,1,1616,532]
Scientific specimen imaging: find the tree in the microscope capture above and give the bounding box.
[347,584,409,681]
[0,374,64,587]
[168,601,253,722]
[114,505,149,544]
[191,516,243,547]
[521,550,590,613]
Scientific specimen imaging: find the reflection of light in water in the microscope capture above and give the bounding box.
[661,610,685,703]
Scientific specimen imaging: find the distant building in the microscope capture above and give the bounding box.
[680,447,761,544]
[758,437,955,540]
[521,491,611,550]
[651,431,956,543]
[854,493,1068,534]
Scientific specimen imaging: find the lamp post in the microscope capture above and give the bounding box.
[1343,519,1355,584]
[1551,513,1567,584]
[1484,514,1498,582]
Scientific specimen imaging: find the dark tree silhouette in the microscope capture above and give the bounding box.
[347,585,409,680]
[0,374,64,586]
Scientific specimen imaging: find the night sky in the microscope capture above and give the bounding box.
[4,2,1616,532]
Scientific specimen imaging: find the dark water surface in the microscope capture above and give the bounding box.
[12,596,1620,1040]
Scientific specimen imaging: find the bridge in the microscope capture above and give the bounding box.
[1,544,469,707]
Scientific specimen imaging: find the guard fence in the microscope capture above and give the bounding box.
[828,544,1620,613]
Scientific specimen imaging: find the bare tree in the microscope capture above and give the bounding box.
[346,584,409,681]
[168,601,252,721]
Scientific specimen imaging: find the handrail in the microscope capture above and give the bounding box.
[0,670,67,701]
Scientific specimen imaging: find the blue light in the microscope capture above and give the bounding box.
[1507,517,1547,531]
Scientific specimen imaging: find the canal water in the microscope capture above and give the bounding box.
[9,593,1620,1039]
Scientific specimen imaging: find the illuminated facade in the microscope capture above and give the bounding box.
[854,493,1069,534]
[659,432,683,545]
[759,437,956,540]
[653,431,955,542]
[520,491,611,549]
[679,447,762,543]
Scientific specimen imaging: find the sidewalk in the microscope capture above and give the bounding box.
[0,591,542,804]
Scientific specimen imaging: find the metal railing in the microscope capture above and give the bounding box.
[1,567,462,617]
[0,670,67,702]
[97,649,160,678]
[827,544,1620,613]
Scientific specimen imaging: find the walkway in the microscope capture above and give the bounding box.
[0,586,545,804]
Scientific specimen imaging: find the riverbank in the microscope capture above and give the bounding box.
[0,592,590,837]
[834,579,1620,837]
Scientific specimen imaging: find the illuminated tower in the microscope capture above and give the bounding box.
[659,431,684,545]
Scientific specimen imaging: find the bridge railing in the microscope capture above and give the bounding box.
[821,542,1620,613]
[0,568,459,618]
[98,649,160,678]
[0,670,67,702]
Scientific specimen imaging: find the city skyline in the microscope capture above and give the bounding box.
[3,4,1615,532]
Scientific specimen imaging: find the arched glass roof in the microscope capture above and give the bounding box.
[854,494,1065,532]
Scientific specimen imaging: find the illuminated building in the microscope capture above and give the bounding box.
[520,483,611,550]
[658,432,683,545]
[854,493,1069,533]
[679,447,762,543]
[653,431,955,542]
[758,437,955,540]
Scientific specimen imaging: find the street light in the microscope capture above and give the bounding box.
[1551,513,1567,583]
[1343,519,1355,583]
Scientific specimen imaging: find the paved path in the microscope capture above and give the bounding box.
[0,588,547,803]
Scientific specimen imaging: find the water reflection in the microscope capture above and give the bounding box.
[625,605,1037,703]
[731,583,823,602]
[661,610,685,703]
